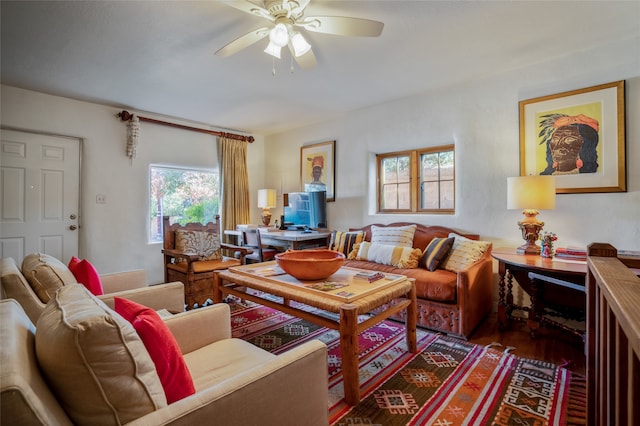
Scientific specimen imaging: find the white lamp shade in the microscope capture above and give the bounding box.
[263,42,281,58]
[507,176,556,210]
[257,189,277,209]
[290,32,311,57]
[269,23,289,47]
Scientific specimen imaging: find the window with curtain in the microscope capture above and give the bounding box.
[377,144,455,214]
[149,165,219,242]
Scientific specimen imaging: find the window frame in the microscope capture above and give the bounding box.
[376,144,455,214]
[148,164,220,243]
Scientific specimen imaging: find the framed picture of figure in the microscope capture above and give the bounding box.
[300,140,335,201]
[519,80,626,193]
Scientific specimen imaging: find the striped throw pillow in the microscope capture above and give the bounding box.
[329,230,364,256]
[348,242,422,269]
[370,224,417,248]
[441,233,491,273]
[419,237,455,271]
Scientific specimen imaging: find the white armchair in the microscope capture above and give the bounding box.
[1,291,329,425]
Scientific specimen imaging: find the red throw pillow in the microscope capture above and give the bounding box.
[68,256,104,296]
[114,297,195,404]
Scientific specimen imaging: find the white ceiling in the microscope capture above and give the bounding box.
[2,1,639,136]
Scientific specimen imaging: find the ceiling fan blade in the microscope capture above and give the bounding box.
[296,16,384,37]
[293,47,317,70]
[222,1,274,21]
[215,27,270,57]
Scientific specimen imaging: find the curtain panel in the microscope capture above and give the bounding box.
[217,137,250,233]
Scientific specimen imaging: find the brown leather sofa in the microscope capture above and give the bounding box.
[344,223,493,339]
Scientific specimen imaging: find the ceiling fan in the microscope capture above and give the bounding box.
[215,0,384,70]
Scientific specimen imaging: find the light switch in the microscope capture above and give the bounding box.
[96,194,106,204]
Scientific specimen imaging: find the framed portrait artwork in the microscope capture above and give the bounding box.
[519,80,626,193]
[300,140,335,201]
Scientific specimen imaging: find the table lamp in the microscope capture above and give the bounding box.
[507,176,556,255]
[257,188,277,227]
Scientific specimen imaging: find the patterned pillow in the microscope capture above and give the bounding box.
[370,224,417,248]
[329,230,364,256]
[440,233,491,273]
[419,237,455,271]
[348,242,422,269]
[175,230,222,260]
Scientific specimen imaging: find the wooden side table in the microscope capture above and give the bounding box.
[492,247,587,339]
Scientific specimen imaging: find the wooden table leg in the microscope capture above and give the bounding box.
[212,271,223,304]
[339,304,359,405]
[497,262,507,329]
[406,282,417,353]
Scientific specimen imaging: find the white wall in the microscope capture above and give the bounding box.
[264,36,640,252]
[1,85,266,283]
[1,34,638,287]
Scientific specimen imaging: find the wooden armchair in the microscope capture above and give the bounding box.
[162,216,252,309]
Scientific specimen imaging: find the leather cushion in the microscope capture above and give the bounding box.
[343,259,457,302]
[21,253,77,303]
[35,284,167,425]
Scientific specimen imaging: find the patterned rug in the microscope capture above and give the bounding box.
[229,298,586,425]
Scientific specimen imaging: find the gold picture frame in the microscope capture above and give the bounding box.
[519,80,626,193]
[300,140,335,202]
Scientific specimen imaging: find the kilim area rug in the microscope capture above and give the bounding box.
[228,298,586,425]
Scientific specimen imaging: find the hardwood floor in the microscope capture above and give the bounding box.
[468,313,586,376]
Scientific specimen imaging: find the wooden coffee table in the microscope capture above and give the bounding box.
[214,263,417,405]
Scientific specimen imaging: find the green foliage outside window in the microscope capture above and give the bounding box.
[149,166,219,242]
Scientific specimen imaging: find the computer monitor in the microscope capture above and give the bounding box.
[283,191,327,229]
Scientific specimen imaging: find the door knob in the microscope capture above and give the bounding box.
[69,225,78,231]
[70,214,77,220]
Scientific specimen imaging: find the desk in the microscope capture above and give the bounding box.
[492,248,587,339]
[259,230,331,250]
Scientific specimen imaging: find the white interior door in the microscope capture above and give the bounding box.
[1,129,80,265]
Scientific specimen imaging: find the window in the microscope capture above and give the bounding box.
[377,145,454,214]
[149,165,219,242]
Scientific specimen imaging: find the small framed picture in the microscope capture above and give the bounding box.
[519,80,626,193]
[300,140,335,201]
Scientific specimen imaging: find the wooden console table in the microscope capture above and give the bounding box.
[492,247,588,339]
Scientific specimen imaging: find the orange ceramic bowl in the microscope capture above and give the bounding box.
[275,249,346,281]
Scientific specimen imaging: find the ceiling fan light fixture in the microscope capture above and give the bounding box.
[264,41,282,58]
[290,31,311,57]
[269,23,289,47]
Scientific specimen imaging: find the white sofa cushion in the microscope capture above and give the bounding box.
[348,242,422,268]
[370,224,417,248]
[35,284,167,425]
[441,233,491,273]
[21,253,77,303]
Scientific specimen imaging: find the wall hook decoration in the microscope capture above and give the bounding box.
[126,114,140,161]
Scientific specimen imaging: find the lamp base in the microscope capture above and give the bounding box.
[516,241,541,255]
[516,210,544,255]
[260,210,272,227]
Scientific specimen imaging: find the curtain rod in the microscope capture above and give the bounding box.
[117,110,254,143]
